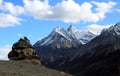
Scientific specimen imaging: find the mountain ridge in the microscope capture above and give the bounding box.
[33,24,110,68]
[34,22,120,76]
[54,22,120,76]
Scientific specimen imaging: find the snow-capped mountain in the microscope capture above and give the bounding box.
[34,24,107,66]
[67,25,100,44]
[33,22,120,76]
[34,26,81,65]
[74,22,120,59]
[35,25,105,47]
[67,25,78,34]
[59,22,120,76]
[35,26,80,48]
[101,22,120,36]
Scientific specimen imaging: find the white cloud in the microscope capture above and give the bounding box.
[86,24,111,35]
[0,45,11,60]
[0,0,2,5]
[0,0,24,27]
[0,0,24,16]
[23,0,117,23]
[0,13,22,27]
[51,1,99,23]
[23,0,51,19]
[92,1,116,20]
[3,2,24,16]
[0,0,118,26]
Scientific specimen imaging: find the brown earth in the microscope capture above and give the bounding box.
[0,60,73,76]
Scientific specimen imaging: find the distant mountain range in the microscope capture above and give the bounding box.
[34,24,100,66]
[34,22,120,76]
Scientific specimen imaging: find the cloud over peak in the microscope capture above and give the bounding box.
[86,24,110,35]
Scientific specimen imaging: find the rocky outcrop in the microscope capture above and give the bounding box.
[8,37,39,60]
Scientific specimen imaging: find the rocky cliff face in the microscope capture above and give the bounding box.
[8,37,38,60]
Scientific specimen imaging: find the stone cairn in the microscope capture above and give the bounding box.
[8,37,39,60]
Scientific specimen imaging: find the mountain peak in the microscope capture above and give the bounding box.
[54,26,62,32]
[113,22,120,30]
[115,22,120,26]
[67,25,77,33]
[50,26,67,37]
[112,22,120,35]
[101,22,120,36]
[68,25,75,29]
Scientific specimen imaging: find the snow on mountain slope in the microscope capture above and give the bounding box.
[77,30,96,44]
[67,25,93,44]
[101,22,120,36]
[34,26,81,65]
[40,27,70,46]
[35,26,80,48]
[36,24,110,46]
[34,24,111,68]
[50,27,74,42]
[67,25,78,34]
[57,22,120,76]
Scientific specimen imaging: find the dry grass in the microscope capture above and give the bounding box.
[0,60,73,76]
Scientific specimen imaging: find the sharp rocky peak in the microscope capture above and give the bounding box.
[40,25,101,45]
[112,22,120,35]
[113,22,120,32]
[67,25,77,33]
[54,27,62,32]
[49,26,68,37]
[115,22,120,26]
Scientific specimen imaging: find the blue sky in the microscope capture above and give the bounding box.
[0,0,120,49]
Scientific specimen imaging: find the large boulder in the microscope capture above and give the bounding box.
[8,37,39,60]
